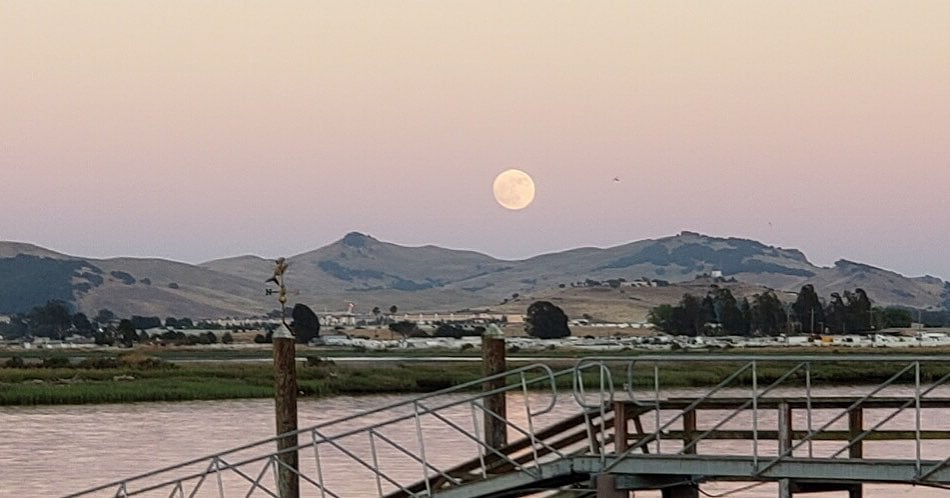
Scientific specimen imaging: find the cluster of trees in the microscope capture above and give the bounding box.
[0,300,239,347]
[0,300,215,341]
[0,301,101,340]
[648,285,918,337]
[382,321,488,339]
[97,323,232,347]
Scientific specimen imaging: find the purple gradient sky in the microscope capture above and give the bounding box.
[2,2,949,278]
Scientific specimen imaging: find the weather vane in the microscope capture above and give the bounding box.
[266,257,293,333]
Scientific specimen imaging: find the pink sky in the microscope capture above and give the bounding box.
[2,1,949,278]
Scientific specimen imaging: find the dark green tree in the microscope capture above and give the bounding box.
[389,320,425,337]
[881,307,913,328]
[28,300,72,339]
[791,284,824,334]
[131,315,162,330]
[670,294,707,336]
[647,304,674,332]
[525,301,571,339]
[72,312,94,334]
[709,287,745,335]
[824,292,847,333]
[0,315,29,339]
[844,289,873,332]
[739,298,753,336]
[116,319,138,347]
[95,309,115,324]
[750,291,786,336]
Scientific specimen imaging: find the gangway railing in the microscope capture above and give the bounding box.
[64,362,574,498]
[576,354,950,490]
[65,354,950,497]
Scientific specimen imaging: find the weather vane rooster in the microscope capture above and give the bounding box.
[266,257,293,334]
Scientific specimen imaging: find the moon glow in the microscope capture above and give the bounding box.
[492,169,536,210]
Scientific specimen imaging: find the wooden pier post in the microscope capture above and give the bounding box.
[274,326,299,498]
[482,325,507,451]
[847,407,864,498]
[662,407,698,498]
[613,401,629,453]
[778,401,792,498]
[682,409,697,455]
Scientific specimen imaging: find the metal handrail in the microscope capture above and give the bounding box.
[66,362,564,498]
[831,371,950,459]
[65,354,950,497]
[678,362,809,455]
[755,361,917,476]
[571,354,950,482]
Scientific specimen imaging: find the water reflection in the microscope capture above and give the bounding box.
[1,390,947,497]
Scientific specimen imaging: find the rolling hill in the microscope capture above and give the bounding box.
[1,232,947,320]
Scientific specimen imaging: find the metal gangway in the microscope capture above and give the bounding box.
[66,355,950,497]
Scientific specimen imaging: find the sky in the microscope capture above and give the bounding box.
[2,1,949,279]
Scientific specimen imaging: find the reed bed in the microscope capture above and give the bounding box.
[2,349,949,406]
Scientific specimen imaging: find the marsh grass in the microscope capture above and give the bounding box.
[0,360,490,406]
[3,349,949,406]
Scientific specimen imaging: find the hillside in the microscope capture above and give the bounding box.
[1,232,948,319]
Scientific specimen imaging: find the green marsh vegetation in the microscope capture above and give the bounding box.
[2,347,949,406]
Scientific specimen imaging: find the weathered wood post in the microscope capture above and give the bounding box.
[613,401,629,453]
[274,324,299,497]
[482,324,507,452]
[847,407,864,498]
[778,401,792,498]
[269,258,299,498]
[682,408,697,455]
[659,408,699,498]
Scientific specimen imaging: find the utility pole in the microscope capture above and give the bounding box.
[269,258,299,498]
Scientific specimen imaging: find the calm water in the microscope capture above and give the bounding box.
[2,390,949,497]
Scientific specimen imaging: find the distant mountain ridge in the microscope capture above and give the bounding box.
[1,232,947,318]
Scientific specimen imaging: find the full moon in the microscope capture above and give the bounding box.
[492,169,536,210]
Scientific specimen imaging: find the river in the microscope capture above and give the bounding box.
[1,391,948,497]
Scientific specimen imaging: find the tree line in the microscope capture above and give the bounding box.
[648,285,917,337]
[0,300,236,346]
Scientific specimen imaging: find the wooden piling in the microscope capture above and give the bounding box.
[847,408,864,498]
[778,402,792,498]
[274,330,299,498]
[482,325,507,451]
